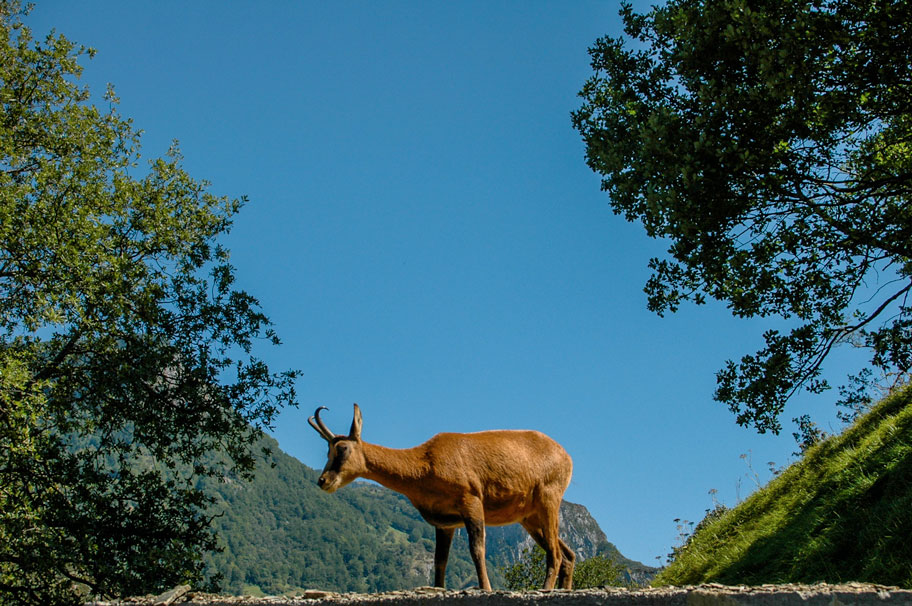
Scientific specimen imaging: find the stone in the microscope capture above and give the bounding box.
[152,584,191,605]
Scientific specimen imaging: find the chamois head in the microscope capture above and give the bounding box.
[308,404,366,493]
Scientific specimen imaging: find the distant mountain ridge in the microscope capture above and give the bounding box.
[202,433,654,595]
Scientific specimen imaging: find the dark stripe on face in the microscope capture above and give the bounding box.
[326,441,350,473]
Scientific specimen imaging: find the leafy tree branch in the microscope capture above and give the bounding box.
[573,0,912,433]
[1,2,299,604]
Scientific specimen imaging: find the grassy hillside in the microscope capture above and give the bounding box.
[655,385,912,588]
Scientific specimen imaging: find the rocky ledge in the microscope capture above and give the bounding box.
[92,583,912,606]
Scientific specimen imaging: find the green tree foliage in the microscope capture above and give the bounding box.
[0,3,297,604]
[572,553,627,589]
[501,547,547,591]
[501,547,626,590]
[572,0,912,434]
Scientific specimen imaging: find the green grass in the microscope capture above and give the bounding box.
[240,584,266,597]
[654,385,912,588]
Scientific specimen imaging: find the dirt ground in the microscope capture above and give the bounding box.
[92,582,912,606]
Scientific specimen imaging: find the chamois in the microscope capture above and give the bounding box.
[308,404,575,590]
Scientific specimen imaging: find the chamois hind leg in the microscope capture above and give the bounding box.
[520,509,567,590]
[433,527,455,588]
[557,539,575,588]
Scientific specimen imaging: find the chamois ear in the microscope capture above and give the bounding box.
[350,403,362,441]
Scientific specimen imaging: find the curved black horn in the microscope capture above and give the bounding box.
[308,406,336,441]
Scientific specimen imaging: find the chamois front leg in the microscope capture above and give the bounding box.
[433,527,455,587]
[462,510,491,590]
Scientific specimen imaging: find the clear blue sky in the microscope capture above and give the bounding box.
[30,1,857,568]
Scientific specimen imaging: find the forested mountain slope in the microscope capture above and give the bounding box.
[201,433,651,595]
